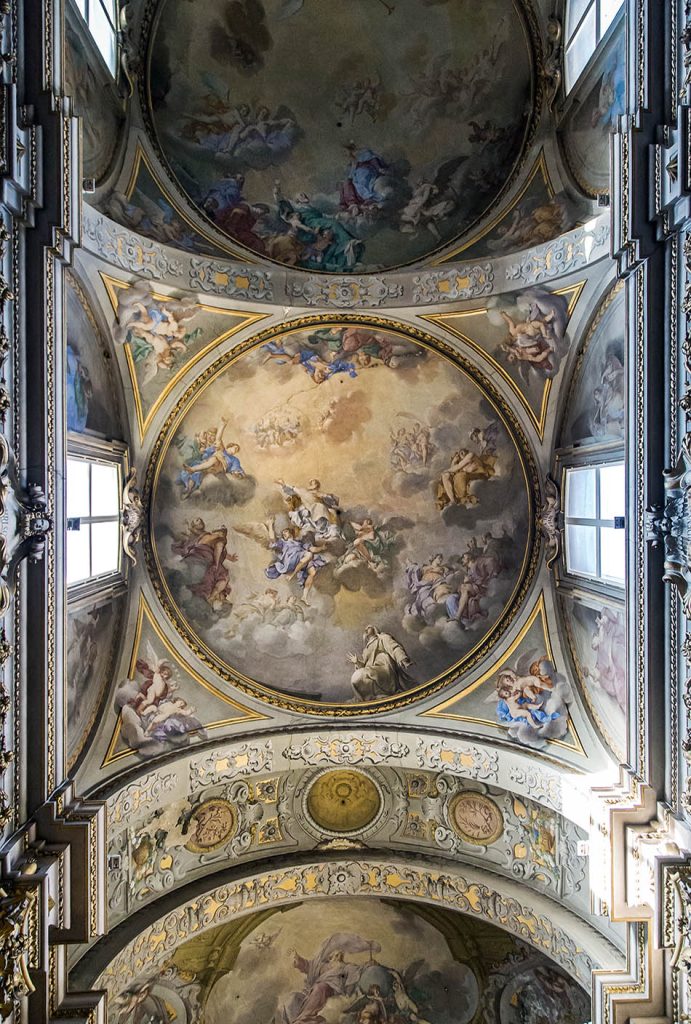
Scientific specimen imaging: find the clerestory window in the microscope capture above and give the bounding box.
[564,461,625,586]
[73,0,118,75]
[565,0,626,91]
[66,454,122,588]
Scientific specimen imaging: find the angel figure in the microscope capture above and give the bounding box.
[336,75,381,125]
[497,290,569,382]
[234,519,327,600]
[490,652,571,748]
[499,309,557,377]
[178,417,246,498]
[132,642,178,715]
[339,516,395,571]
[252,928,283,951]
[113,281,201,383]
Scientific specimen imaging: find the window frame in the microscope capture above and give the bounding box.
[564,0,626,95]
[70,0,119,78]
[66,434,129,604]
[563,461,625,587]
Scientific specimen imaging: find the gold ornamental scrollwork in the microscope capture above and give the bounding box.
[0,883,39,1021]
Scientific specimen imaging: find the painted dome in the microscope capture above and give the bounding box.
[145,318,538,713]
[145,0,536,271]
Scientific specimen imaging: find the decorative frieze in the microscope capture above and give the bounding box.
[286,275,404,308]
[283,735,409,766]
[80,205,610,307]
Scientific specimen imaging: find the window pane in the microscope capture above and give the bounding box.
[600,525,625,583]
[99,0,117,24]
[567,0,592,36]
[91,462,120,517]
[89,1,116,72]
[600,0,625,34]
[74,0,87,14]
[566,5,597,87]
[599,463,625,520]
[566,467,597,518]
[566,524,598,576]
[66,458,91,518]
[91,520,120,577]
[66,523,91,584]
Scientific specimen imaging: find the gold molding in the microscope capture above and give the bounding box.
[143,314,542,718]
[125,144,252,262]
[101,592,267,768]
[422,591,586,757]
[422,281,585,440]
[436,149,555,263]
[99,272,268,440]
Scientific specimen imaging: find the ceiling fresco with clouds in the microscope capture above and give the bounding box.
[57,3,633,1009]
[145,318,539,713]
[106,899,591,1024]
[145,0,536,272]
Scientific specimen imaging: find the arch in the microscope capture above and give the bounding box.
[80,854,623,997]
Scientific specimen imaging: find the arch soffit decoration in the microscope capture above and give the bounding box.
[84,855,623,998]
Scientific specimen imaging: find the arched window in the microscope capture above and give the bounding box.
[565,0,626,90]
[73,0,118,75]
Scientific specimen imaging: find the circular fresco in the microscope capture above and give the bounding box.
[306,769,382,833]
[147,0,535,272]
[184,798,238,852]
[449,792,504,845]
[146,318,538,712]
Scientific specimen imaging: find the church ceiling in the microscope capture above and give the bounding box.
[143,0,538,273]
[58,8,630,1005]
[65,239,623,792]
[104,898,591,1024]
[143,316,540,714]
[105,760,598,932]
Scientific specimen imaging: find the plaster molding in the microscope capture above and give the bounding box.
[80,204,611,309]
[101,730,589,827]
[95,855,621,999]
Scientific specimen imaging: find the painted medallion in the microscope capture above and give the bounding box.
[146,319,537,712]
[306,770,382,833]
[449,792,504,845]
[147,0,535,271]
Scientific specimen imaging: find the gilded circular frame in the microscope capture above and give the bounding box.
[142,314,542,716]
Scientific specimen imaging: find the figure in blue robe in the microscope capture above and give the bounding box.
[266,530,327,587]
[341,145,390,208]
[66,344,91,433]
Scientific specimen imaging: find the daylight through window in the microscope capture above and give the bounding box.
[564,462,625,586]
[73,0,118,74]
[565,0,625,89]
[66,457,121,586]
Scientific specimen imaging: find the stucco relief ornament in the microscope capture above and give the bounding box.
[286,276,404,308]
[283,735,409,766]
[0,884,37,1020]
[646,433,691,620]
[122,468,145,565]
[0,472,52,616]
[537,475,561,568]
